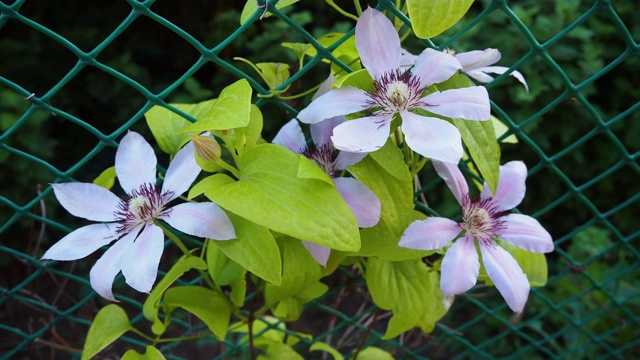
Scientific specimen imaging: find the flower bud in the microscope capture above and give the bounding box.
[190,133,221,162]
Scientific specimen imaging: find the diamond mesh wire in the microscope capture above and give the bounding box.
[1,0,638,359]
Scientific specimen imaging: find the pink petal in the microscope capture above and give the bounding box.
[477,66,529,92]
[500,214,554,253]
[52,183,120,222]
[480,243,530,313]
[162,140,201,201]
[42,223,118,261]
[331,115,392,154]
[163,202,236,240]
[297,87,370,125]
[482,160,527,210]
[456,49,501,70]
[432,160,469,205]
[440,236,480,296]
[121,224,164,294]
[411,48,461,87]
[272,119,307,154]
[355,7,401,79]
[464,69,496,84]
[400,111,463,164]
[399,217,460,250]
[311,116,344,148]
[302,240,331,266]
[116,131,157,194]
[420,86,490,121]
[332,177,380,228]
[334,151,367,170]
[89,231,136,301]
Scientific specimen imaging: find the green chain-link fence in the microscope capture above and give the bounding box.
[1,0,638,358]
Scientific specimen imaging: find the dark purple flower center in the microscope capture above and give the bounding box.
[114,183,173,235]
[460,196,505,244]
[365,69,425,115]
[302,143,337,177]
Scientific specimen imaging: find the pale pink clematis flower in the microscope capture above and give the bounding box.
[273,117,381,265]
[297,7,490,164]
[398,160,553,313]
[42,131,236,301]
[454,48,529,92]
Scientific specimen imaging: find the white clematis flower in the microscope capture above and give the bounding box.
[454,48,529,92]
[42,131,236,301]
[297,7,490,164]
[398,160,553,313]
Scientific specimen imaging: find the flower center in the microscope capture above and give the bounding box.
[302,143,337,177]
[114,183,173,235]
[460,197,504,244]
[366,69,424,115]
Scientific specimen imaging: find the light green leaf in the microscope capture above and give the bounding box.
[214,213,282,285]
[282,42,312,62]
[489,241,548,287]
[142,256,207,335]
[233,104,264,144]
[92,166,116,190]
[163,286,231,340]
[366,258,446,339]
[205,144,360,252]
[358,347,394,360]
[179,79,252,133]
[297,155,333,185]
[82,304,132,360]
[121,346,166,360]
[257,62,290,90]
[492,115,518,144]
[206,241,247,307]
[310,342,344,360]
[240,0,300,24]
[452,117,500,195]
[407,0,474,39]
[188,173,235,200]
[258,343,304,360]
[145,104,194,155]
[332,68,373,91]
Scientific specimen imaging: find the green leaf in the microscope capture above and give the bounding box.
[492,115,518,144]
[145,104,193,155]
[179,79,252,133]
[332,68,373,91]
[82,304,132,360]
[206,241,247,306]
[92,166,116,190]
[240,0,300,24]
[205,144,360,252]
[366,258,446,338]
[281,42,312,62]
[121,346,166,360]
[233,104,264,144]
[452,117,500,195]
[310,342,344,360]
[188,173,235,200]
[358,347,394,360]
[407,0,474,39]
[163,286,231,340]
[213,213,282,285]
[142,255,207,335]
[257,62,290,90]
[258,343,304,360]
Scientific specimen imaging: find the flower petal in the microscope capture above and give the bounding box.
[297,87,370,125]
[273,119,307,154]
[456,48,501,70]
[89,231,136,301]
[483,160,527,210]
[121,224,164,294]
[476,66,529,92]
[302,241,331,266]
[480,243,530,313]
[163,202,236,240]
[400,111,463,164]
[162,139,201,201]
[432,160,469,205]
[42,223,118,261]
[356,7,401,79]
[399,217,460,250]
[311,116,344,148]
[500,214,554,253]
[116,131,157,194]
[52,183,120,222]
[332,177,380,228]
[440,236,480,296]
[420,86,490,121]
[464,69,496,84]
[331,115,392,153]
[334,150,367,170]
[411,48,461,87]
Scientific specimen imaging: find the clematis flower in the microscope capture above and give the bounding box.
[42,131,236,301]
[273,117,381,265]
[297,7,490,164]
[398,160,553,313]
[453,48,529,92]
